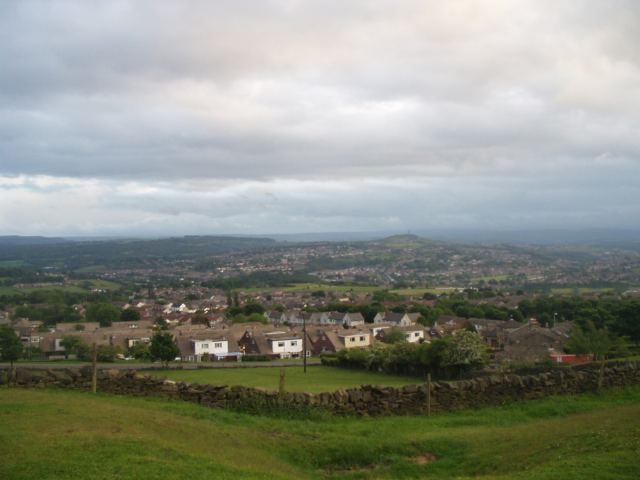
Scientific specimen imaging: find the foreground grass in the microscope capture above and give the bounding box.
[150,365,422,393]
[1,386,640,479]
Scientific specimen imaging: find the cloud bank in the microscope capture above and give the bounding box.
[1,0,639,235]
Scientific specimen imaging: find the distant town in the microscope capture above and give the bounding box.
[1,234,638,368]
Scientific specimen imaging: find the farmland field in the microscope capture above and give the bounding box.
[238,282,458,297]
[239,283,381,294]
[388,287,459,296]
[1,386,639,479]
[550,287,616,295]
[150,365,422,393]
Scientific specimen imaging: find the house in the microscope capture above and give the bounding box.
[396,326,426,343]
[238,330,261,355]
[373,312,419,326]
[337,331,371,349]
[468,318,521,349]
[307,329,337,356]
[549,352,592,365]
[287,311,308,326]
[192,338,229,361]
[126,336,151,349]
[264,311,288,325]
[322,311,345,326]
[343,312,365,328]
[497,321,569,364]
[374,325,426,344]
[265,332,303,359]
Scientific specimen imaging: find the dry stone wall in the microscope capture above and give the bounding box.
[2,361,639,416]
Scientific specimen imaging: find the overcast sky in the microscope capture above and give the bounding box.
[1,0,639,236]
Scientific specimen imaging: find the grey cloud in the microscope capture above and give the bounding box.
[0,1,639,233]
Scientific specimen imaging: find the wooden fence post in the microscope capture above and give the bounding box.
[91,342,97,394]
[279,368,286,396]
[426,373,432,416]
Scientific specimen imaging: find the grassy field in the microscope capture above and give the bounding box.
[240,283,382,294]
[389,287,459,296]
[0,260,26,267]
[85,279,121,291]
[150,366,422,393]
[0,279,120,296]
[239,283,458,297]
[471,274,511,283]
[1,386,640,479]
[550,287,616,295]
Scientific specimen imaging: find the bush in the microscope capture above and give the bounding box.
[241,354,271,362]
[97,345,117,362]
[329,334,488,379]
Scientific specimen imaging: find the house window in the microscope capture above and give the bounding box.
[414,332,420,337]
[290,341,297,346]
[278,342,285,347]
[359,336,365,341]
[214,342,222,349]
[349,337,355,342]
[201,343,209,349]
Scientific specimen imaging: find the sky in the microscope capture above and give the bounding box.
[1,0,639,236]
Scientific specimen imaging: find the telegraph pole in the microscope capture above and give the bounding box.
[303,314,307,374]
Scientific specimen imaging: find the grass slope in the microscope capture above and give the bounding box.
[150,366,422,393]
[2,387,640,479]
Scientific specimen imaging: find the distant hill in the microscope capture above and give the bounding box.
[414,228,640,246]
[374,234,438,248]
[0,235,279,268]
[0,236,69,247]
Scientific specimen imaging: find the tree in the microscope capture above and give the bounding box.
[567,321,627,361]
[86,302,121,327]
[440,331,487,378]
[154,317,168,330]
[96,345,118,362]
[149,331,179,367]
[120,308,141,322]
[567,321,629,391]
[615,300,640,344]
[0,326,23,385]
[129,342,151,360]
[383,328,408,344]
[243,302,265,315]
[60,335,89,360]
[231,313,268,324]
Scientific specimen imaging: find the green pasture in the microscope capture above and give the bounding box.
[150,366,421,393]
[1,386,639,479]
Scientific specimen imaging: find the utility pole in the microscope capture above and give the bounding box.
[303,314,307,374]
[91,342,97,394]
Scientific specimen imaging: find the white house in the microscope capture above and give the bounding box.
[399,327,426,343]
[54,338,66,352]
[192,338,229,361]
[343,312,365,328]
[126,337,151,349]
[265,333,303,358]
[372,325,426,343]
[373,312,419,326]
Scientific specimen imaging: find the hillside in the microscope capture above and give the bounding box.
[1,387,639,479]
[0,235,279,269]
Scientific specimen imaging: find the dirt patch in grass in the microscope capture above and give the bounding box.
[413,452,437,465]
